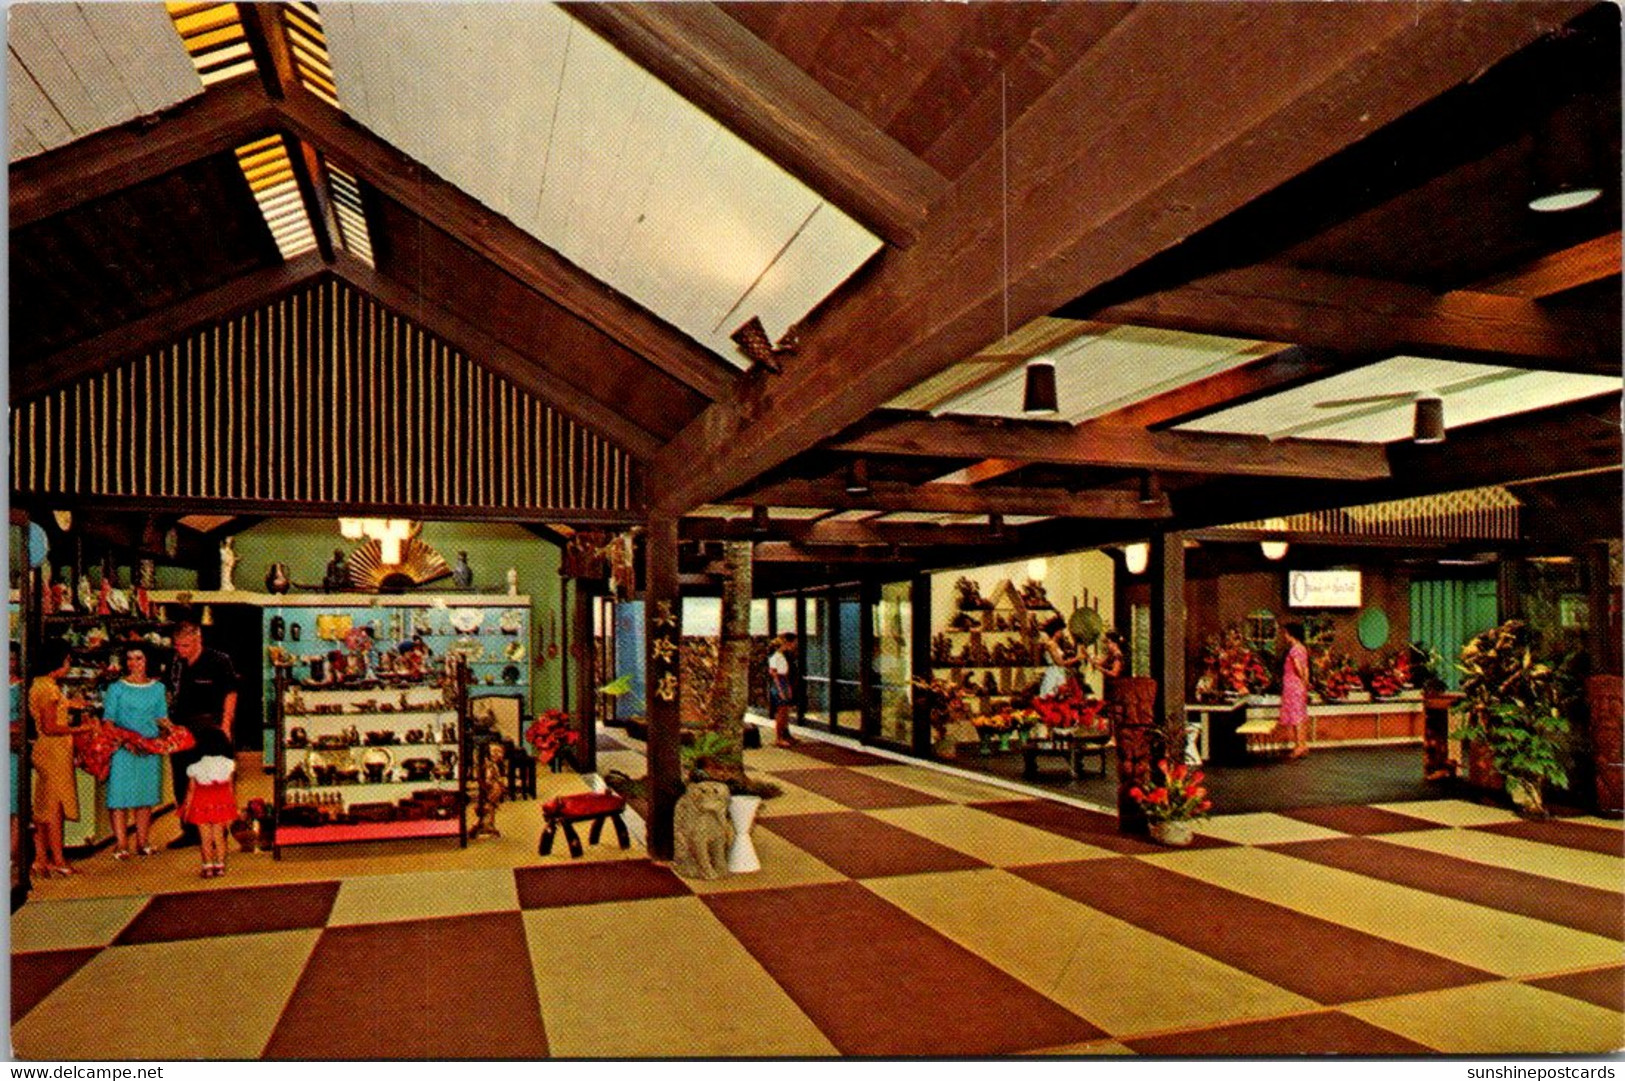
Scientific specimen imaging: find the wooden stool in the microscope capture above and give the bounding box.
[506,742,538,799]
[539,792,630,858]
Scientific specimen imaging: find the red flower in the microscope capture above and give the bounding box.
[1128,786,1144,800]
[1189,770,1204,785]
[1170,763,1187,781]
[1148,787,1168,803]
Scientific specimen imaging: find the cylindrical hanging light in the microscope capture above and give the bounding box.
[1260,517,1289,561]
[1413,395,1446,444]
[844,458,871,495]
[1022,360,1058,416]
[1138,472,1160,505]
[1123,542,1150,576]
[1529,98,1602,213]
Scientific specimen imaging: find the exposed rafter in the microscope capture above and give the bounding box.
[1099,344,1348,429]
[834,417,1391,482]
[682,516,993,548]
[643,3,1587,513]
[731,477,1167,519]
[1472,231,1622,299]
[560,1,947,249]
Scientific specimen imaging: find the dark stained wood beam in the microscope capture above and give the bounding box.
[52,493,642,528]
[236,2,298,101]
[834,417,1391,481]
[1100,344,1350,429]
[273,90,742,404]
[733,477,1168,519]
[1473,232,1622,299]
[681,516,993,547]
[559,2,947,249]
[645,3,1584,513]
[925,458,1026,487]
[1089,265,1614,374]
[721,543,918,567]
[330,254,664,460]
[287,136,337,264]
[10,253,328,403]
[10,78,276,228]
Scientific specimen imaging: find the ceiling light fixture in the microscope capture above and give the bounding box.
[1412,395,1446,444]
[1123,542,1150,576]
[1260,518,1289,561]
[989,513,1005,539]
[1529,98,1603,213]
[844,459,872,496]
[1138,473,1161,505]
[751,506,771,537]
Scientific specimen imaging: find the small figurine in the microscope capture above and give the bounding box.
[265,562,292,594]
[220,536,238,590]
[322,549,350,592]
[452,551,474,590]
[469,743,507,838]
[506,567,519,596]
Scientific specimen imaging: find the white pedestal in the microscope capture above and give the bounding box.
[726,794,762,873]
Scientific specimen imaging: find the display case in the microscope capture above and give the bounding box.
[928,579,1058,713]
[271,664,470,854]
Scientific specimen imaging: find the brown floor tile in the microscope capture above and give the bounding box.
[263,912,547,1058]
[785,743,892,768]
[1265,836,1624,941]
[703,880,1103,1055]
[514,859,690,909]
[1278,805,1446,835]
[1012,858,1498,1005]
[768,768,946,810]
[1526,967,1625,1013]
[1471,819,1625,857]
[970,799,1232,854]
[11,947,100,1022]
[113,882,340,946]
[759,811,989,879]
[1124,1010,1438,1055]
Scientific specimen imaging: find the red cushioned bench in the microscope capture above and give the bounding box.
[539,791,631,858]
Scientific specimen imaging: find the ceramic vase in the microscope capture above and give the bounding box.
[726,794,762,873]
[1149,819,1194,847]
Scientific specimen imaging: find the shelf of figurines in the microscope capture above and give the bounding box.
[148,590,530,608]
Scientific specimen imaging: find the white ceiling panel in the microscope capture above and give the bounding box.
[322,2,881,367]
[929,325,1265,422]
[1177,356,1622,443]
[8,3,201,162]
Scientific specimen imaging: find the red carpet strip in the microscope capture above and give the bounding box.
[759,811,989,879]
[263,912,548,1059]
[1469,819,1625,857]
[768,768,946,810]
[970,799,1232,854]
[514,859,690,910]
[783,743,893,768]
[1012,858,1498,1005]
[1277,805,1445,836]
[1123,1010,1435,1056]
[114,882,341,945]
[1525,967,1625,1012]
[1263,836,1625,941]
[11,947,101,1022]
[703,880,1104,1055]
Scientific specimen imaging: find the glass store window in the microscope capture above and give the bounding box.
[802,595,829,723]
[875,580,913,745]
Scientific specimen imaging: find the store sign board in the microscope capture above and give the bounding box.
[1288,570,1362,608]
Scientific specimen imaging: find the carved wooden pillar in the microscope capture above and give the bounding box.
[1150,531,1187,743]
[644,516,682,861]
[569,580,597,776]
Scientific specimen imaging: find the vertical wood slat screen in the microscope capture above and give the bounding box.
[10,278,633,513]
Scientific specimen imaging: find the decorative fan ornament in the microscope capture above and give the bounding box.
[347,536,451,592]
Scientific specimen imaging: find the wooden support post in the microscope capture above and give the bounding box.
[644,516,682,861]
[910,574,933,758]
[570,580,597,777]
[1150,532,1187,750]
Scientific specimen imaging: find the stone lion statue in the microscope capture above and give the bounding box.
[671,780,734,880]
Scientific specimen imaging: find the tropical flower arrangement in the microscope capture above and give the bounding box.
[525,709,579,769]
[1314,652,1363,701]
[1128,759,1212,823]
[1031,679,1108,734]
[970,708,1040,734]
[1196,628,1272,700]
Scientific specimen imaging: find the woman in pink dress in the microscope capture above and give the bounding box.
[1278,621,1310,759]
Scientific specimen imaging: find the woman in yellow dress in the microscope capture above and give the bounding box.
[30,639,83,877]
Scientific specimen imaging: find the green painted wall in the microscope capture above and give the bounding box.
[230,519,566,715]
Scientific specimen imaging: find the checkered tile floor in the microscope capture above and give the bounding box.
[11,737,1624,1058]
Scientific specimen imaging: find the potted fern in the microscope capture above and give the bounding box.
[1452,620,1572,817]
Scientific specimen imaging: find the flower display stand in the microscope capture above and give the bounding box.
[727,794,762,873]
[1149,820,1194,847]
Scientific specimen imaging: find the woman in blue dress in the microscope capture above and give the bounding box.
[102,645,169,859]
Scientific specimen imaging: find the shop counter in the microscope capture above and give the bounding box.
[1188,691,1425,764]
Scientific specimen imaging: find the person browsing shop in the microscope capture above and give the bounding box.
[767,633,798,748]
[166,621,238,849]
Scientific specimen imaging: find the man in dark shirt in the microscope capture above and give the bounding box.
[166,621,238,848]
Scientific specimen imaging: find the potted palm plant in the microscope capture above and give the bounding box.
[1452,620,1573,817]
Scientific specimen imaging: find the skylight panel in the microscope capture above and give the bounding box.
[166,2,255,86]
[234,134,318,260]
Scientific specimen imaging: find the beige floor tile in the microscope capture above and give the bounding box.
[328,867,519,925]
[856,763,1036,805]
[866,868,1315,1038]
[1370,800,1524,828]
[869,803,1120,865]
[1191,813,1352,847]
[754,778,849,817]
[522,896,836,1057]
[742,744,842,773]
[1025,1039,1138,1055]
[1377,828,1625,892]
[684,827,847,894]
[1343,981,1625,1054]
[10,895,150,952]
[11,929,320,1060]
[1153,846,1622,978]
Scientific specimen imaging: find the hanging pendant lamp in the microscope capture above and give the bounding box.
[1412,395,1446,444]
[1022,360,1058,416]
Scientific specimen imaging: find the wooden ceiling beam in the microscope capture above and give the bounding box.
[236,2,298,101]
[644,3,1583,513]
[559,2,946,249]
[722,543,918,567]
[681,517,992,547]
[1099,344,1349,429]
[10,78,276,229]
[732,478,1167,519]
[1089,264,1614,374]
[835,416,1390,482]
[925,458,1027,487]
[330,254,664,461]
[1472,231,1622,299]
[10,253,328,403]
[273,90,742,404]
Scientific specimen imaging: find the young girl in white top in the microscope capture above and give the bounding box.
[179,727,237,878]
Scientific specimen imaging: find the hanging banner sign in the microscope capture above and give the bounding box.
[1288,570,1362,608]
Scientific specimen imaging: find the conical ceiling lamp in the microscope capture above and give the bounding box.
[1413,395,1446,444]
[1022,360,1058,416]
[1529,98,1602,213]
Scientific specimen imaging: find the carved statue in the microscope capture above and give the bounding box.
[469,742,507,838]
[322,549,350,592]
[451,551,474,590]
[671,780,734,880]
[219,536,238,590]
